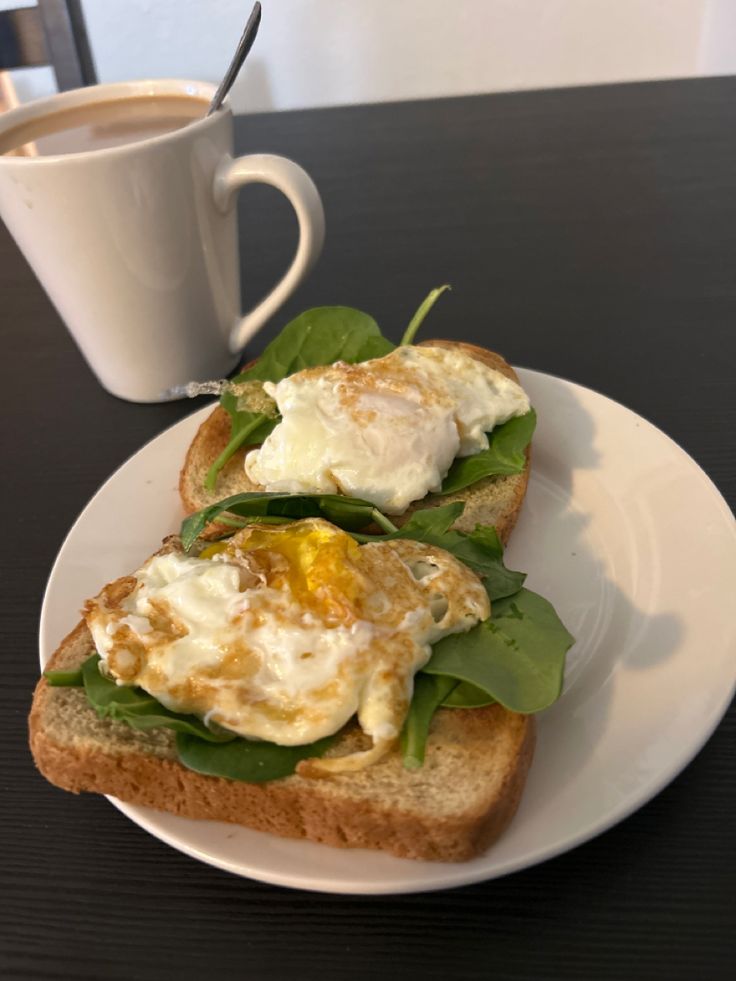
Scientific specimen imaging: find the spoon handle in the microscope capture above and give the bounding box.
[207,2,262,116]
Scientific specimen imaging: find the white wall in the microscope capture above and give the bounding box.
[4,0,736,111]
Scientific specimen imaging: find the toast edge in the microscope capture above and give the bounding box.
[30,626,535,863]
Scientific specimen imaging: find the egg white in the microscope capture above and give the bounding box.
[244,345,530,513]
[85,520,489,773]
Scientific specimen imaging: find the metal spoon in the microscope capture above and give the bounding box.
[207,2,262,116]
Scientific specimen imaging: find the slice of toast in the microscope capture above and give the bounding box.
[179,340,531,543]
[30,572,535,863]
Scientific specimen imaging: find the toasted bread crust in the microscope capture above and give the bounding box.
[178,340,531,544]
[30,693,534,861]
[30,598,535,863]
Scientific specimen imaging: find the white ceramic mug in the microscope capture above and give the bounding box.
[0,79,325,402]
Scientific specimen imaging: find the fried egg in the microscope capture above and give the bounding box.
[244,345,530,513]
[85,519,489,774]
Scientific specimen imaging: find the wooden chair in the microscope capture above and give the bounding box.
[0,0,96,96]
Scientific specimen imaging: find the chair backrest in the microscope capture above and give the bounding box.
[0,0,96,90]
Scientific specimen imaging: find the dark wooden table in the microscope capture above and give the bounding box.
[2,78,734,979]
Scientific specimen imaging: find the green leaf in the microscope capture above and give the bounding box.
[441,680,496,708]
[207,307,395,489]
[81,655,236,743]
[423,588,574,713]
[393,502,465,537]
[441,525,526,602]
[400,525,524,601]
[229,307,393,384]
[176,731,336,783]
[440,410,537,495]
[43,666,84,686]
[181,492,394,551]
[78,654,337,781]
[352,503,525,602]
[399,285,451,345]
[400,674,458,769]
[349,502,464,543]
[204,414,277,491]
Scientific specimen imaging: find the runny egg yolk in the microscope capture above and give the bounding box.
[84,519,489,775]
[238,522,361,605]
[204,522,365,627]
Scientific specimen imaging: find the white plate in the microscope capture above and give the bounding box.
[39,369,736,894]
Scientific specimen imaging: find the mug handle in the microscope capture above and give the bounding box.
[213,153,325,354]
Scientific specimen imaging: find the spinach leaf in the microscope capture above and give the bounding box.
[181,491,398,551]
[400,674,458,769]
[441,681,496,708]
[423,588,574,713]
[401,677,496,763]
[82,655,236,743]
[399,285,451,346]
[353,503,525,602]
[230,307,393,383]
[207,307,395,489]
[347,502,465,542]
[73,655,337,780]
[440,410,537,495]
[176,731,336,783]
[396,581,574,762]
[424,525,525,602]
[44,665,84,686]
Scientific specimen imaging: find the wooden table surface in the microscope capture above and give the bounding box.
[1,77,734,979]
